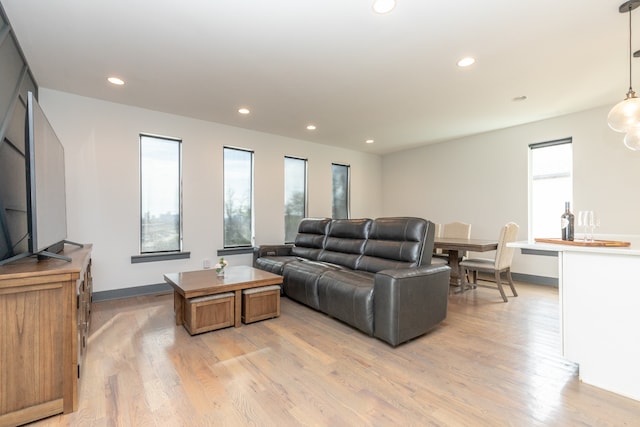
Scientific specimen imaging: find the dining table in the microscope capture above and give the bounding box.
[433,237,499,292]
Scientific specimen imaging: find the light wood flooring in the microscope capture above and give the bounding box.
[29,283,640,426]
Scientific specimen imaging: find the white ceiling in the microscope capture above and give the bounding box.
[0,0,633,154]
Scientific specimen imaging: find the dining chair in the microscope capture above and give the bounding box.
[432,221,471,266]
[433,223,442,253]
[431,223,446,265]
[459,222,519,302]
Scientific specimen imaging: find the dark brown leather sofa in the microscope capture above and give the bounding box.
[253,217,450,346]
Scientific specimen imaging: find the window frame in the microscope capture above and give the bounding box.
[223,146,254,249]
[139,133,183,255]
[284,156,308,243]
[331,163,350,220]
[528,137,573,240]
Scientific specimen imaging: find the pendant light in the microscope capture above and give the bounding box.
[372,0,396,14]
[608,1,640,137]
[624,124,640,149]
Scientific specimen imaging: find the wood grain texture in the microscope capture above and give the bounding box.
[534,238,630,247]
[242,288,280,324]
[0,285,65,413]
[0,245,92,426]
[27,283,640,426]
[185,294,235,334]
[164,266,283,299]
[166,266,283,330]
[434,237,498,252]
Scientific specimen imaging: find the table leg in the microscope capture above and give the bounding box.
[173,291,184,325]
[234,290,242,327]
[447,250,467,293]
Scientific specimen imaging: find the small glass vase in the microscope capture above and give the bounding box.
[216,268,225,277]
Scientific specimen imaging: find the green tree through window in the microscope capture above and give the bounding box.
[332,163,350,219]
[224,147,253,247]
[284,156,307,242]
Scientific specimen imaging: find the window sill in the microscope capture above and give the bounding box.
[217,247,255,256]
[131,251,191,264]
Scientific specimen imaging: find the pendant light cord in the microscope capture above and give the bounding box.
[629,3,634,94]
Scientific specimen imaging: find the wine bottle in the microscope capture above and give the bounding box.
[561,201,574,241]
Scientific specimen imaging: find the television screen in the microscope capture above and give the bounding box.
[0,96,29,263]
[25,91,68,255]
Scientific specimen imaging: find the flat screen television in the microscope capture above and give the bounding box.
[0,96,29,264]
[25,91,74,260]
[0,91,79,266]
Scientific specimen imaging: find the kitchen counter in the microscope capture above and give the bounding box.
[510,237,640,401]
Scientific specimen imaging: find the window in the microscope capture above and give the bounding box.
[140,134,182,253]
[529,138,573,239]
[332,163,350,219]
[223,147,253,247]
[284,156,307,242]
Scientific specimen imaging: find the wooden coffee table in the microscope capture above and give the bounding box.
[164,265,283,330]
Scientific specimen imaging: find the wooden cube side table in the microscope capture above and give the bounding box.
[242,285,281,324]
[184,292,235,334]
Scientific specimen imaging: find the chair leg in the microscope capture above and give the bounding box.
[506,269,518,297]
[494,271,508,302]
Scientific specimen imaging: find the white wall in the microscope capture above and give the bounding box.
[39,89,383,292]
[41,86,637,288]
[382,105,640,279]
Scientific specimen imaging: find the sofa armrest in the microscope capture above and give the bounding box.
[373,264,451,346]
[253,244,294,264]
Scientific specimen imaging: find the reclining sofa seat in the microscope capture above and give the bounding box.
[253,217,450,346]
[284,218,371,310]
[253,217,331,275]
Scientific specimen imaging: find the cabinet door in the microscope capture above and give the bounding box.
[0,282,67,416]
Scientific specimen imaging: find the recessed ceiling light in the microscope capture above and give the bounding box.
[372,0,397,14]
[457,57,476,67]
[306,124,317,130]
[365,139,375,144]
[107,76,125,85]
[512,95,528,102]
[238,108,250,114]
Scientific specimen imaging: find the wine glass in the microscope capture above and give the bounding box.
[577,211,588,242]
[584,210,595,242]
[589,212,600,242]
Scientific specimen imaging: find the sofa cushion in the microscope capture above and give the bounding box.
[283,260,341,310]
[318,218,372,269]
[254,256,300,275]
[358,217,428,273]
[317,269,375,335]
[290,218,331,260]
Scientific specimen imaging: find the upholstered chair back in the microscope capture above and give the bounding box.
[495,222,519,270]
